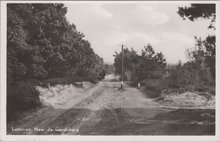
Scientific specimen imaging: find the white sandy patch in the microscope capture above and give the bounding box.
[158,92,215,109]
[36,82,94,109]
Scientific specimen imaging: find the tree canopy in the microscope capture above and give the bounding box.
[113,44,166,82]
[7,4,105,83]
[178,4,216,29]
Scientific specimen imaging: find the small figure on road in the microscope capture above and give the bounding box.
[138,82,140,89]
[121,81,124,89]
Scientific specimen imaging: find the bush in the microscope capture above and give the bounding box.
[140,79,190,98]
[140,79,170,98]
[7,81,41,122]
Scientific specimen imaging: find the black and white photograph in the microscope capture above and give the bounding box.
[0,0,219,141]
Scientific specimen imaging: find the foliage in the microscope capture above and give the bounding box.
[103,64,115,74]
[113,44,166,82]
[175,4,215,88]
[178,4,216,29]
[186,36,215,80]
[137,44,166,80]
[114,47,139,81]
[7,81,41,122]
[7,4,104,83]
[167,38,215,92]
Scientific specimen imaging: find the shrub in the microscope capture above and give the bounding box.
[7,81,41,122]
[141,79,170,98]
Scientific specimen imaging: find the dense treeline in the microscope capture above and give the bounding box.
[114,44,166,83]
[8,4,104,82]
[7,3,105,120]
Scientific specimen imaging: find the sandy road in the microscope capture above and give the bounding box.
[8,81,215,135]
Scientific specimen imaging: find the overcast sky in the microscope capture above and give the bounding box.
[65,2,215,64]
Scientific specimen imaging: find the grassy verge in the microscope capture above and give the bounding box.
[131,79,215,98]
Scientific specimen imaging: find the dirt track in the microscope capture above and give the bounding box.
[8,82,215,135]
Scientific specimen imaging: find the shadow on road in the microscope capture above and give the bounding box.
[8,107,215,135]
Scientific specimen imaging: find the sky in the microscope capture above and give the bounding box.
[65,2,215,64]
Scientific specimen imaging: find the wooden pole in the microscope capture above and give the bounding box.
[121,45,124,89]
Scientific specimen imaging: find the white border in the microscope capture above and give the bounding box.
[1,1,220,141]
